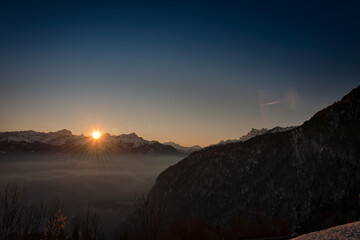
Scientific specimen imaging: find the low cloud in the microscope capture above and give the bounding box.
[0,153,183,234]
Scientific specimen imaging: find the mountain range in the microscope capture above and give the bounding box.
[0,126,297,156]
[0,130,180,155]
[150,85,360,238]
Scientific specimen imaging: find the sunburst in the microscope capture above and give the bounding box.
[92,131,101,140]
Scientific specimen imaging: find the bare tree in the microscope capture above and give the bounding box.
[71,216,81,240]
[0,184,108,240]
[20,200,48,238]
[80,208,105,240]
[132,193,167,240]
[0,184,25,239]
[0,184,74,240]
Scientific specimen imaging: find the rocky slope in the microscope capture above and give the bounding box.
[292,221,360,240]
[0,131,180,155]
[151,85,360,236]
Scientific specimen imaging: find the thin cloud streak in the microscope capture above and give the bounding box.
[264,100,281,106]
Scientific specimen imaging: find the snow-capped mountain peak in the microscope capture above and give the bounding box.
[238,128,269,142]
[0,130,180,154]
[212,126,296,146]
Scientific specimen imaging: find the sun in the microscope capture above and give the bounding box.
[92,131,101,140]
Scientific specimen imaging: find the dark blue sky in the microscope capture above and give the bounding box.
[1,1,359,146]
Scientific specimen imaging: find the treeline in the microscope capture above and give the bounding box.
[1,184,291,240]
[119,193,292,240]
[0,184,105,240]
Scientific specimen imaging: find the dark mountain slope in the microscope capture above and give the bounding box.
[151,86,360,236]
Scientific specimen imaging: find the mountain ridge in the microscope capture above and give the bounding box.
[212,126,296,147]
[150,85,360,237]
[0,130,180,155]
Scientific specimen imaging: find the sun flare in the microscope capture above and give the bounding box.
[92,131,101,140]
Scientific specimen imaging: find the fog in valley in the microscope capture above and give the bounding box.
[0,153,183,237]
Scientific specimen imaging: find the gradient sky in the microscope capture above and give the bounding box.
[0,1,359,147]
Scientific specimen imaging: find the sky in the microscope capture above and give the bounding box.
[0,1,359,147]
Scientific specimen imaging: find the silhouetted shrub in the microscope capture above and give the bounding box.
[42,209,67,240]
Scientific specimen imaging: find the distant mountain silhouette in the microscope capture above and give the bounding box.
[163,141,202,154]
[213,126,296,146]
[0,130,180,155]
[150,85,360,237]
